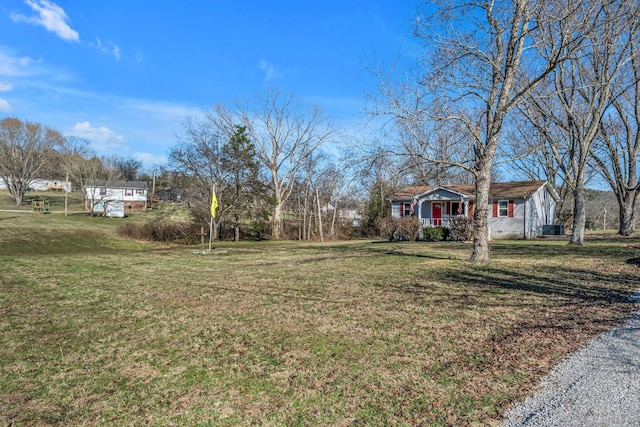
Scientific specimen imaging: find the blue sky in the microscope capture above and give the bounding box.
[0,1,417,171]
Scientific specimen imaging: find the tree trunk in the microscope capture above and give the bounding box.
[210,218,220,241]
[470,167,492,263]
[619,190,637,236]
[331,200,338,237]
[234,213,240,242]
[12,185,23,206]
[316,188,324,243]
[297,193,303,240]
[302,188,309,240]
[272,202,283,240]
[570,183,586,245]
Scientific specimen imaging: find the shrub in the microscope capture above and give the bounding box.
[376,217,397,240]
[249,220,270,240]
[395,217,422,241]
[117,218,201,244]
[422,227,446,241]
[448,216,474,241]
[376,217,422,241]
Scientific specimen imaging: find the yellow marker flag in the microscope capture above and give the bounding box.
[210,189,218,218]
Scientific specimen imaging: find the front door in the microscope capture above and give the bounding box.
[432,202,442,226]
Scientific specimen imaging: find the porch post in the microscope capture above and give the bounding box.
[417,200,423,240]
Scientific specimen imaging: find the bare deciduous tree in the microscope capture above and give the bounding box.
[216,90,333,240]
[59,136,93,193]
[116,157,142,181]
[169,115,226,239]
[0,117,63,206]
[372,0,587,262]
[507,105,571,203]
[522,0,636,244]
[590,17,640,236]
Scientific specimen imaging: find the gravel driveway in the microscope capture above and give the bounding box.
[501,292,640,426]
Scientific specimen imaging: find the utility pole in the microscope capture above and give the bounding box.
[316,188,324,243]
[64,172,69,216]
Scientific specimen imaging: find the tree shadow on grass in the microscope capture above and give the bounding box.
[294,242,459,263]
[490,237,640,260]
[391,263,638,317]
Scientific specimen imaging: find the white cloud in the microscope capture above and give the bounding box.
[0,98,11,112]
[11,0,79,42]
[133,152,167,169]
[260,60,281,82]
[69,121,125,151]
[131,100,202,122]
[0,46,199,168]
[0,82,13,92]
[0,51,31,77]
[89,37,121,60]
[18,56,33,67]
[0,48,78,89]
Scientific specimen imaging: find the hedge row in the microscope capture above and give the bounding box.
[378,216,474,242]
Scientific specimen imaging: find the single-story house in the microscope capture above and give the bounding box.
[0,178,71,192]
[321,202,364,227]
[85,180,149,217]
[389,180,562,239]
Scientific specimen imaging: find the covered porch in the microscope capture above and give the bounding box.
[416,198,473,227]
[414,197,474,228]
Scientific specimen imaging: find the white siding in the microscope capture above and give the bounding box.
[85,186,147,203]
[489,199,525,239]
[525,186,558,238]
[0,178,71,192]
[392,202,402,218]
[488,186,558,240]
[85,185,148,213]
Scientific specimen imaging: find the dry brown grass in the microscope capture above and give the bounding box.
[1,211,638,425]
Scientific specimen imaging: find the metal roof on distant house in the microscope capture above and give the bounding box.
[389,180,558,201]
[85,180,149,189]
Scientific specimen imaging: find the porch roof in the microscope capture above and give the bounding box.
[389,180,552,201]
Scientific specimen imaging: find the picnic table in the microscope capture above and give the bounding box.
[31,199,49,213]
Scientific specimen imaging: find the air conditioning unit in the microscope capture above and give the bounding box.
[542,224,565,236]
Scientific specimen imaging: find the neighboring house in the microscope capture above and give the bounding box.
[0,178,71,192]
[156,188,184,202]
[30,178,72,192]
[389,180,562,239]
[85,180,149,217]
[321,202,364,227]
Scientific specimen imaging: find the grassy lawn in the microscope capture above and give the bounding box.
[0,190,85,212]
[1,206,638,426]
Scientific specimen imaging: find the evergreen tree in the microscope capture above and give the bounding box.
[221,126,271,241]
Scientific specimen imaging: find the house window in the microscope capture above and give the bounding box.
[125,189,134,197]
[401,203,411,217]
[136,189,145,195]
[498,200,509,217]
[98,188,106,196]
[452,202,461,215]
[494,200,514,217]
